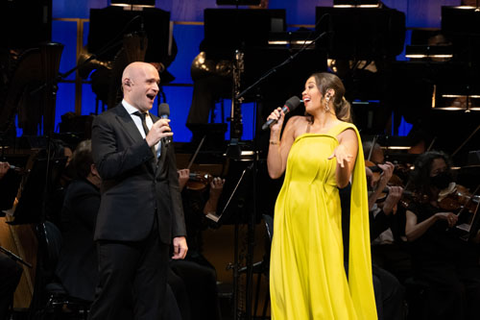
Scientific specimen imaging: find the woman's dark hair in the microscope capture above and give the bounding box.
[409,150,452,198]
[307,72,352,123]
[71,140,93,179]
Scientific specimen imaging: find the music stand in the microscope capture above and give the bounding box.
[6,157,67,225]
[87,6,170,62]
[203,8,286,61]
[315,6,405,60]
[206,162,255,226]
[205,162,259,320]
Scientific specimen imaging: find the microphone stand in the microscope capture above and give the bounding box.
[228,23,330,320]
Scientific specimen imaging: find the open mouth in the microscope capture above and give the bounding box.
[146,93,156,101]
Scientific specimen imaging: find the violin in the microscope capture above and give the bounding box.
[186,171,213,191]
[438,183,480,214]
[438,183,480,241]
[365,160,412,189]
[366,160,419,211]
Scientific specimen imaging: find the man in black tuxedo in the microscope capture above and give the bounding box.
[89,61,187,319]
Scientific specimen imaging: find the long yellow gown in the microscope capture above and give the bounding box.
[270,121,377,319]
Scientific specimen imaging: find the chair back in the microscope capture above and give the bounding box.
[37,221,63,279]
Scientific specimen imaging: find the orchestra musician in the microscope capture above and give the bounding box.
[363,156,406,320]
[405,150,480,319]
[55,140,101,303]
[89,61,187,320]
[171,168,224,320]
[363,141,414,281]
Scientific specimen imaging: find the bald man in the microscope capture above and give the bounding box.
[90,62,187,320]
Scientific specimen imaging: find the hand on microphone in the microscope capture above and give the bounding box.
[266,107,286,133]
[146,119,172,147]
[262,96,302,131]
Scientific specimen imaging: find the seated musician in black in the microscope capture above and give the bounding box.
[55,140,101,302]
[0,161,23,320]
[170,168,224,320]
[364,165,406,320]
[405,150,480,319]
[363,141,413,284]
[338,157,405,320]
[55,140,184,319]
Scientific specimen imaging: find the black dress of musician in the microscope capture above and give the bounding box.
[405,151,480,320]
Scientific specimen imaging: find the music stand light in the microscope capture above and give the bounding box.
[432,85,480,112]
[110,0,155,9]
[405,45,454,59]
[334,0,381,8]
[216,0,261,5]
[268,31,314,48]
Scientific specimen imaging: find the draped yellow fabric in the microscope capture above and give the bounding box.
[269,122,377,319]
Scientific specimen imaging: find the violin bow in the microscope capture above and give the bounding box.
[451,124,480,158]
[187,134,207,170]
[367,135,378,162]
[426,136,436,152]
[455,184,480,218]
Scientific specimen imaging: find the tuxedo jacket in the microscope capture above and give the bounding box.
[91,103,186,244]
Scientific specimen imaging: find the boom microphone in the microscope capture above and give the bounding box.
[262,96,302,131]
[158,103,172,145]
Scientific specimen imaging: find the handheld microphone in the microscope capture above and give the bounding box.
[158,103,172,145]
[262,96,302,131]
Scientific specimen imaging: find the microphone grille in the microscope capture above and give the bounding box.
[285,96,301,111]
[158,103,170,117]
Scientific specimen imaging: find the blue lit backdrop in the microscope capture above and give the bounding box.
[50,0,461,142]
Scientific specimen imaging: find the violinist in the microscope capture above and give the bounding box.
[366,164,404,243]
[405,150,480,320]
[171,168,224,320]
[364,141,404,211]
[360,143,407,320]
[363,141,413,280]
[177,168,224,262]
